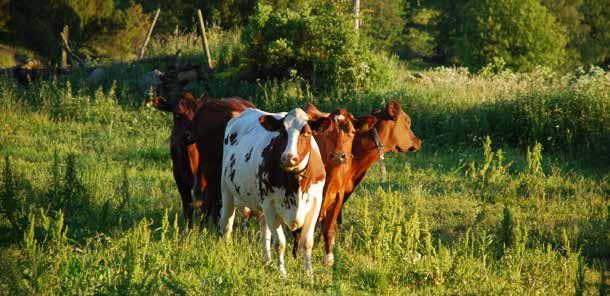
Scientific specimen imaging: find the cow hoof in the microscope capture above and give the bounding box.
[325,253,334,267]
[279,266,287,278]
[263,256,271,266]
[305,268,313,277]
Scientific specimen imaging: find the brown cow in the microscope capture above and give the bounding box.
[150,92,203,228]
[342,101,422,212]
[290,105,377,265]
[191,97,256,222]
[293,101,421,265]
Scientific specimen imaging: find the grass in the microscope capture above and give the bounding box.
[0,29,608,294]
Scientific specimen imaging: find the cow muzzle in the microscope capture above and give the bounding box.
[281,153,300,171]
[329,151,347,164]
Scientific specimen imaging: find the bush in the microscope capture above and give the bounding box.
[242,2,386,90]
[456,0,568,72]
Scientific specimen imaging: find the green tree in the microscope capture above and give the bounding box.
[580,0,610,66]
[361,0,406,51]
[243,1,380,90]
[456,0,568,71]
[6,0,148,63]
[540,0,589,69]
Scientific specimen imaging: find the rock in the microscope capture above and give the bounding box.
[88,68,105,85]
[139,69,164,91]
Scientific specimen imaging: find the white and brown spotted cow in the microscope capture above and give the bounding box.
[219,108,331,276]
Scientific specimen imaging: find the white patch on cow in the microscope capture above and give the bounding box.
[219,108,324,276]
[282,108,310,168]
[333,114,345,121]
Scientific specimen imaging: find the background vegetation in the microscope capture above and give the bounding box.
[0,0,608,294]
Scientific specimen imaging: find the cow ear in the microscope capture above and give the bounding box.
[309,117,331,133]
[305,103,329,119]
[259,115,282,131]
[150,96,173,112]
[386,101,402,120]
[354,116,377,132]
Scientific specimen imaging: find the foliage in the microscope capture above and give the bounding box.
[579,0,610,66]
[242,2,387,90]
[456,0,567,71]
[4,0,149,63]
[361,0,406,51]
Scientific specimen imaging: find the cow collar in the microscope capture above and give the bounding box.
[372,127,385,160]
[290,152,310,180]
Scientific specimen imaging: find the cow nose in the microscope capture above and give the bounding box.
[331,151,347,164]
[281,154,299,166]
[409,139,422,152]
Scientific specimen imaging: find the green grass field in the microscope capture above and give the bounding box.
[0,30,608,294]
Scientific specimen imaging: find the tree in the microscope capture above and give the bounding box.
[456,0,568,71]
[540,0,589,69]
[242,1,382,90]
[580,0,610,66]
[361,0,405,51]
[5,0,149,63]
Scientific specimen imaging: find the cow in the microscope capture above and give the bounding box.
[190,98,256,222]
[219,108,331,276]
[341,101,422,212]
[150,92,203,228]
[291,105,377,266]
[293,101,422,266]
[151,92,255,227]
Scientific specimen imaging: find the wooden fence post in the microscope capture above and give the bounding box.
[61,25,69,69]
[352,0,360,32]
[138,8,160,61]
[196,9,214,70]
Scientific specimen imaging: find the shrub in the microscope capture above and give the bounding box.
[242,2,386,90]
[456,0,568,71]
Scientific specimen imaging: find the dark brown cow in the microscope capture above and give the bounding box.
[152,92,256,227]
[151,92,204,228]
[191,97,256,222]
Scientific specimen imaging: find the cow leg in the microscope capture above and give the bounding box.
[266,216,287,277]
[178,186,194,229]
[322,194,344,267]
[291,229,301,258]
[299,194,322,275]
[219,191,236,239]
[259,216,271,266]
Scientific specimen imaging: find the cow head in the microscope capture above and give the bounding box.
[259,108,331,172]
[373,101,421,153]
[306,104,377,166]
[151,92,204,145]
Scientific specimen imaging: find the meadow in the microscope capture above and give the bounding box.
[0,30,608,295]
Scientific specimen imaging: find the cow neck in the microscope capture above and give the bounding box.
[350,125,386,184]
